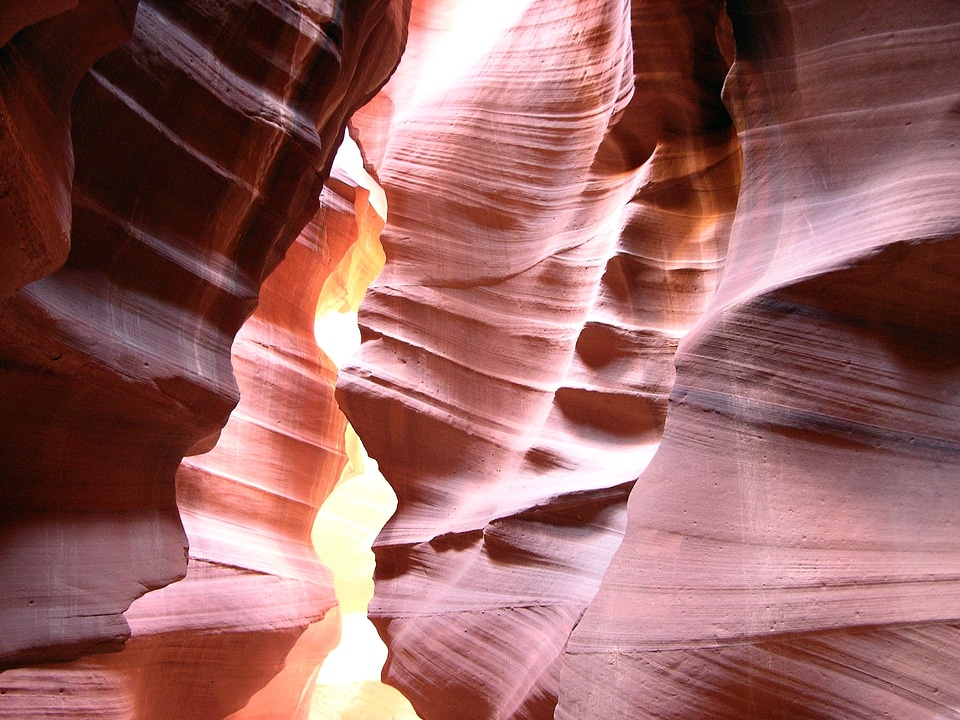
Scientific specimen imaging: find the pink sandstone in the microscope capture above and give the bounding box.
[2,1,960,719]
[557,1,960,718]
[336,0,739,716]
[0,0,407,701]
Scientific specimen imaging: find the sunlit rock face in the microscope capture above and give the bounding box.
[0,0,406,681]
[3,0,958,718]
[0,141,396,719]
[336,0,739,717]
[558,1,960,718]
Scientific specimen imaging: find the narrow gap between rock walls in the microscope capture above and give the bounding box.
[309,133,422,720]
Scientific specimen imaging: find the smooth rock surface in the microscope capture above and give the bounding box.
[0,0,138,301]
[0,135,400,718]
[337,0,739,717]
[3,1,960,719]
[558,2,960,718]
[0,0,406,680]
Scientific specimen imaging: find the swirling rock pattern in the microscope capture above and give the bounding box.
[0,0,406,682]
[0,145,393,719]
[0,0,139,301]
[558,1,960,718]
[2,1,958,718]
[337,0,739,717]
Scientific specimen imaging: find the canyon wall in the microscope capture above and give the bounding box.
[340,0,960,718]
[2,1,959,719]
[0,0,406,715]
[336,0,740,717]
[558,0,960,718]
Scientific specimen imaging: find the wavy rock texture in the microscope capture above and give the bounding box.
[558,1,960,718]
[336,0,739,717]
[0,140,396,719]
[3,1,958,718]
[0,0,406,683]
[0,0,138,301]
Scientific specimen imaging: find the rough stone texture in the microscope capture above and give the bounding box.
[558,1,960,718]
[0,0,407,683]
[336,0,739,717]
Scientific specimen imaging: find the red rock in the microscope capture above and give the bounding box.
[3,0,960,718]
[0,139,396,718]
[336,0,738,717]
[0,0,138,300]
[558,2,960,718]
[0,0,406,678]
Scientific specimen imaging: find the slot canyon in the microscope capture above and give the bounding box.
[1,0,959,718]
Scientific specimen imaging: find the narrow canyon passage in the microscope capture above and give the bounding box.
[2,1,960,719]
[309,135,422,720]
[0,0,412,717]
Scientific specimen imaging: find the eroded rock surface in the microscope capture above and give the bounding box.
[0,0,406,681]
[336,0,739,717]
[558,2,960,718]
[0,0,138,301]
[2,1,959,719]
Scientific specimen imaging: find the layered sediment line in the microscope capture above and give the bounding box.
[558,2,960,717]
[0,0,407,678]
[337,1,739,716]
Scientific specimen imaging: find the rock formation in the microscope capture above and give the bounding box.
[336,0,740,717]
[3,0,960,719]
[0,0,407,712]
[557,1,960,718]
[0,0,139,302]
[338,0,960,718]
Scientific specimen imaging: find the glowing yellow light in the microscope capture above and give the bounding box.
[310,428,422,719]
[309,134,422,719]
[313,427,394,676]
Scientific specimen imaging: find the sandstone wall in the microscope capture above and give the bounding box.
[558,1,960,717]
[336,1,740,717]
[3,1,959,719]
[340,1,960,718]
[0,0,407,709]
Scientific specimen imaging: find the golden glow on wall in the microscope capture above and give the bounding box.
[310,427,421,719]
[313,133,385,368]
[310,133,422,720]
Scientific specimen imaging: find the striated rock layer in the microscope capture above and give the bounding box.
[337,0,739,717]
[0,0,139,302]
[558,1,960,718]
[0,138,397,719]
[0,0,407,686]
[3,0,958,718]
